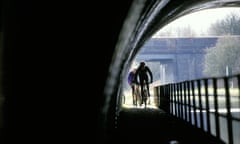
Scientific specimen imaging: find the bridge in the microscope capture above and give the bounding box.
[135,37,218,83]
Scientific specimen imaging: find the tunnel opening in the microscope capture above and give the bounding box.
[99,1,240,143]
[120,7,240,110]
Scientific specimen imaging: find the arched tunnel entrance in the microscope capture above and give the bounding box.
[98,0,240,144]
[3,0,240,143]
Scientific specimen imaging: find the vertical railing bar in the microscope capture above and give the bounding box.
[175,83,178,117]
[187,81,192,124]
[174,84,177,117]
[178,83,181,119]
[161,86,164,109]
[204,79,211,134]
[163,86,166,111]
[177,83,180,118]
[197,80,204,129]
[171,85,173,115]
[224,77,233,144]
[159,86,161,109]
[159,86,162,109]
[157,87,159,108]
[164,86,167,111]
[191,81,197,126]
[238,75,240,122]
[158,87,161,108]
[183,81,187,121]
[169,84,172,114]
[213,78,220,139]
[167,84,170,113]
[171,84,174,114]
[180,83,183,119]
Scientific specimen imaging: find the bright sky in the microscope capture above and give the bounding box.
[153,7,240,37]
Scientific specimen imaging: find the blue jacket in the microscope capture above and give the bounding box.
[128,71,135,84]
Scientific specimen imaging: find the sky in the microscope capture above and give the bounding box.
[153,7,240,37]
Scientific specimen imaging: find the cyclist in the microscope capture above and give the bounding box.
[134,61,153,105]
[128,68,137,105]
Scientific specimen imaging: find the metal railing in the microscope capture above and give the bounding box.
[154,74,240,144]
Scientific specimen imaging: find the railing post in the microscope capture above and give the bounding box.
[191,81,197,126]
[170,84,173,114]
[204,79,211,135]
[213,78,220,140]
[159,85,170,113]
[179,83,183,119]
[224,77,233,144]
[176,83,180,118]
[166,84,170,113]
[153,86,160,107]
[183,82,187,121]
[197,80,204,129]
[187,81,192,124]
[160,86,164,110]
[173,84,177,116]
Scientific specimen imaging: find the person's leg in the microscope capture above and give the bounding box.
[147,83,150,96]
[140,82,144,104]
[145,79,151,104]
[146,83,151,104]
[144,77,150,96]
[131,85,135,105]
[135,85,140,105]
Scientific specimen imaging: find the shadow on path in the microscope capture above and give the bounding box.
[112,107,225,144]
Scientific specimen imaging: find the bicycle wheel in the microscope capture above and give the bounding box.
[135,90,138,106]
[143,89,148,108]
[135,86,141,106]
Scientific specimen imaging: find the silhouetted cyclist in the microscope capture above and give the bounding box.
[128,68,137,105]
[134,61,153,105]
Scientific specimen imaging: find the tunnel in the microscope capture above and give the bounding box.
[97,0,240,144]
[1,0,240,143]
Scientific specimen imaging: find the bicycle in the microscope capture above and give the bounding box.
[142,82,149,108]
[138,82,150,108]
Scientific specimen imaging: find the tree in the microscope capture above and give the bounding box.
[203,36,240,77]
[208,11,240,35]
[176,25,196,37]
[154,25,197,37]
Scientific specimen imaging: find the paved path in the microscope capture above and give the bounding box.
[111,106,225,144]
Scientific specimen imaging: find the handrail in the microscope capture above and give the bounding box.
[154,74,240,144]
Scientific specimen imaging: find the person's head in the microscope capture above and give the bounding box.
[140,61,145,69]
[132,68,137,73]
[140,61,145,66]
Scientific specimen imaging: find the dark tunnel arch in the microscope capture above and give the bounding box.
[99,0,240,142]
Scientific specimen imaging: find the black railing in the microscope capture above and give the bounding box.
[154,74,240,144]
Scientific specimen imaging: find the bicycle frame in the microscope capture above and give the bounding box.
[142,82,148,108]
